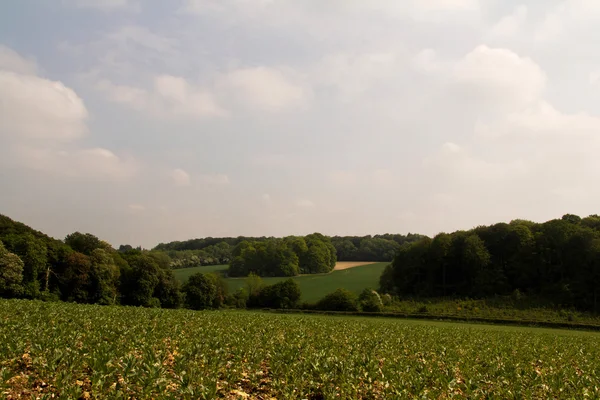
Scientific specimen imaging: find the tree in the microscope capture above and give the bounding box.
[120,254,162,307]
[317,289,359,312]
[155,269,184,309]
[65,232,104,256]
[206,273,228,308]
[0,240,24,297]
[61,252,93,303]
[89,248,120,305]
[183,273,217,310]
[245,273,264,298]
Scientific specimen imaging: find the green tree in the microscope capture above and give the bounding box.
[206,272,228,308]
[0,240,24,297]
[62,252,93,303]
[65,232,103,256]
[89,248,120,305]
[245,273,264,298]
[120,254,162,307]
[183,273,217,310]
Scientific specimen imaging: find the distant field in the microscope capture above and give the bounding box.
[173,262,388,303]
[333,261,377,270]
[2,299,599,398]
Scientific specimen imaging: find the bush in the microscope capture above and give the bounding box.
[317,289,359,312]
[359,289,383,312]
[381,293,392,306]
[250,279,301,309]
[225,288,249,308]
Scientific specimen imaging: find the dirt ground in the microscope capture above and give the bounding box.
[333,261,378,270]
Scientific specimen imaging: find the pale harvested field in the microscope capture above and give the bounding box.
[334,261,378,270]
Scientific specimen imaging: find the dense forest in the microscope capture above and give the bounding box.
[380,214,600,312]
[151,233,424,270]
[228,234,337,277]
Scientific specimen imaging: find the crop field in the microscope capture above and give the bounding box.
[2,300,600,399]
[173,262,389,303]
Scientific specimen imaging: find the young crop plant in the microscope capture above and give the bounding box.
[1,299,600,399]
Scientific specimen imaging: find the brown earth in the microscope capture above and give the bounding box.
[333,261,378,271]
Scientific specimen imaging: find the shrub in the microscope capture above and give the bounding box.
[317,289,359,312]
[250,279,301,309]
[359,289,383,312]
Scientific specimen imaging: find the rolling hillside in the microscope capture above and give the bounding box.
[173,262,389,303]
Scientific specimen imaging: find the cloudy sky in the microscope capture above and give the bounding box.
[2,0,600,248]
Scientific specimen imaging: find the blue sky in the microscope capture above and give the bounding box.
[2,0,600,248]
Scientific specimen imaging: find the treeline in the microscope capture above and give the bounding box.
[229,234,336,277]
[380,214,600,312]
[0,213,387,312]
[153,233,424,265]
[0,214,183,307]
[331,234,425,262]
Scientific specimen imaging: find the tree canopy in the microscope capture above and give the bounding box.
[380,214,600,312]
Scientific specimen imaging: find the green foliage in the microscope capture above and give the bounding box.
[317,288,359,311]
[250,279,301,309]
[382,214,600,312]
[182,272,217,310]
[358,288,383,312]
[229,234,335,278]
[64,232,104,256]
[120,254,162,307]
[205,272,228,308]
[0,240,24,297]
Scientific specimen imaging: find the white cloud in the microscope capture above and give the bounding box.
[0,71,88,142]
[64,0,140,12]
[172,168,191,186]
[14,146,138,181]
[412,49,440,73]
[218,67,309,112]
[489,5,528,38]
[95,75,226,119]
[296,199,315,208]
[128,203,146,212]
[0,46,137,181]
[315,52,400,101]
[372,169,394,185]
[197,174,230,186]
[453,45,546,110]
[534,0,600,42]
[0,45,38,75]
[262,193,272,203]
[328,170,357,186]
[442,142,462,154]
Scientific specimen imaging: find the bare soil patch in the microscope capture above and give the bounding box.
[334,261,378,271]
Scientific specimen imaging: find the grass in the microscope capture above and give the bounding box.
[173,262,389,303]
[1,299,600,398]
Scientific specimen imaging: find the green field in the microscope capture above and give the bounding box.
[1,299,600,398]
[173,262,389,303]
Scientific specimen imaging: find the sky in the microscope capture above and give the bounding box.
[2,0,600,248]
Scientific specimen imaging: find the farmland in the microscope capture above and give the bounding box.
[2,299,600,399]
[173,262,389,303]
